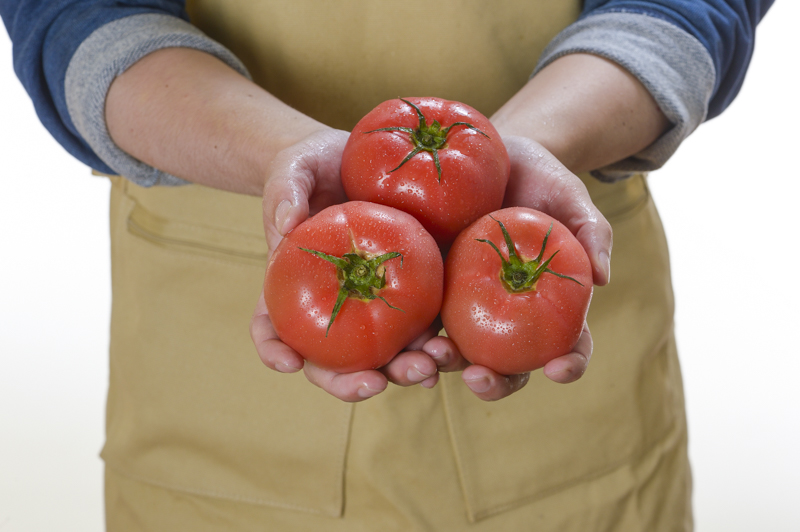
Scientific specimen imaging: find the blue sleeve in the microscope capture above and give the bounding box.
[0,1,189,173]
[581,0,775,119]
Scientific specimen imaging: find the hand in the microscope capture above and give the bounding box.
[501,135,612,286]
[260,129,350,252]
[453,52,665,400]
[251,290,443,401]
[252,129,445,402]
[420,135,612,400]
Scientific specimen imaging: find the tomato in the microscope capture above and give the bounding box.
[264,201,443,373]
[341,97,510,248]
[441,208,593,375]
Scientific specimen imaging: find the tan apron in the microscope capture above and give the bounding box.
[102,2,692,530]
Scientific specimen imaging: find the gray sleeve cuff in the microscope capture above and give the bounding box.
[534,12,715,182]
[65,13,250,187]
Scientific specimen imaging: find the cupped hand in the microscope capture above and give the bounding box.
[252,128,444,402]
[422,135,611,400]
[421,321,593,401]
[500,135,612,286]
[251,290,444,402]
[261,129,351,253]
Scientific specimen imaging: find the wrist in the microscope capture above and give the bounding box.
[244,119,332,196]
[106,47,330,196]
[491,54,669,174]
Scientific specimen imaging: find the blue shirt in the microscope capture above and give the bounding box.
[0,0,776,174]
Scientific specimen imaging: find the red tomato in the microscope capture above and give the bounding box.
[341,97,510,248]
[264,201,443,373]
[441,208,593,375]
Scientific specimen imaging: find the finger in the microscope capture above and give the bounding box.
[404,317,443,351]
[380,350,438,387]
[420,373,440,389]
[422,336,472,373]
[262,154,312,253]
[250,290,304,373]
[261,130,349,253]
[377,319,446,386]
[502,136,613,286]
[462,365,531,401]
[303,363,388,402]
[542,322,593,384]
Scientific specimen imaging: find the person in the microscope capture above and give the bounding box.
[0,0,773,530]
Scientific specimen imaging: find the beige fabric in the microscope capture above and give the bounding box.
[184,0,582,130]
[102,1,692,530]
[104,173,691,530]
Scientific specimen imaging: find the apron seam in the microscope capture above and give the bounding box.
[439,375,477,522]
[602,175,651,223]
[472,409,685,522]
[126,216,268,266]
[103,461,342,516]
[125,225,268,270]
[113,173,266,243]
[127,208,266,244]
[335,402,356,517]
[449,321,679,522]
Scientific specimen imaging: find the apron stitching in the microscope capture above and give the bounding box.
[104,461,341,516]
[127,212,265,244]
[126,215,268,263]
[125,223,268,270]
[335,402,356,517]
[439,375,478,523]
[472,411,685,521]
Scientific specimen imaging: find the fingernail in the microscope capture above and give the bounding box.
[465,376,491,394]
[428,348,449,365]
[274,200,292,235]
[421,375,439,389]
[545,360,574,382]
[358,384,383,399]
[407,366,432,383]
[275,361,302,373]
[599,251,611,283]
[549,368,572,382]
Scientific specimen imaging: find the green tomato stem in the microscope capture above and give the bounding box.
[364,98,490,183]
[299,247,404,336]
[477,217,583,294]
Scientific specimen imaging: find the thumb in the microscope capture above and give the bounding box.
[261,130,349,254]
[263,181,310,254]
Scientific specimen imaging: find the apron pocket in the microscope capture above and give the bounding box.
[442,175,684,521]
[102,177,353,516]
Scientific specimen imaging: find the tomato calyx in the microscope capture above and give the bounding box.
[477,217,584,294]
[299,246,405,336]
[364,98,490,183]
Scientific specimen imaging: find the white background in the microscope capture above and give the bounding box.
[1,3,798,531]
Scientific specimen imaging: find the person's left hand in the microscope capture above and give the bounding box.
[418,135,612,400]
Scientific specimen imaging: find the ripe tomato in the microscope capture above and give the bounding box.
[441,208,593,375]
[264,201,443,373]
[341,97,510,248]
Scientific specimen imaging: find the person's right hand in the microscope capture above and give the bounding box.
[260,129,350,252]
[102,47,443,402]
[251,128,445,402]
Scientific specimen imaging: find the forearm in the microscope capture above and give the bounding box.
[491,53,669,175]
[105,47,328,196]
